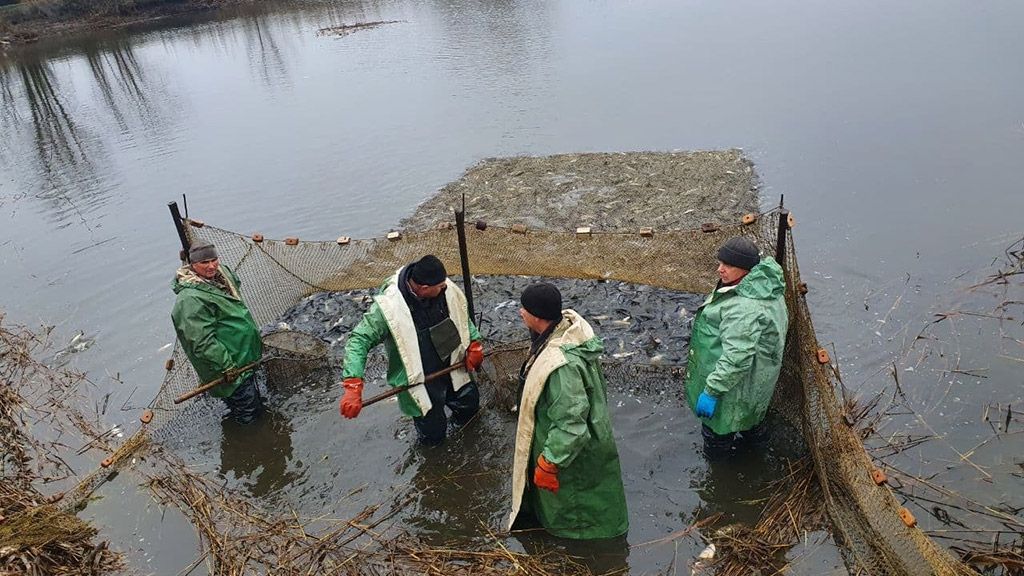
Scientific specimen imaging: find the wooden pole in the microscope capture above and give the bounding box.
[362,361,467,408]
[173,359,262,404]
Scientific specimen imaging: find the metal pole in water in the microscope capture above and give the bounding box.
[168,201,190,262]
[455,194,476,320]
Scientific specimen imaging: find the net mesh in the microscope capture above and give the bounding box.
[76,211,973,575]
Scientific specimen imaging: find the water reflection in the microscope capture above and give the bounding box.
[83,39,154,131]
[0,38,160,227]
[511,529,631,574]
[1,55,108,229]
[219,408,299,498]
[402,411,511,541]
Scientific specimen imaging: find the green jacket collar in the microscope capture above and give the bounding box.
[172,265,241,300]
[716,256,785,301]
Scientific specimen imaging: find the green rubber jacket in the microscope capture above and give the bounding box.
[527,334,629,540]
[171,265,262,398]
[341,279,481,418]
[685,256,789,435]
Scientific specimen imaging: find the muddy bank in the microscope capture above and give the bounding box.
[0,0,250,44]
[401,150,760,232]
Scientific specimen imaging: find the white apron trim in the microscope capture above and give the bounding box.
[374,270,472,415]
[507,309,593,531]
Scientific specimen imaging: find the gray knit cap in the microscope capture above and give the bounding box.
[188,241,218,263]
[717,237,760,270]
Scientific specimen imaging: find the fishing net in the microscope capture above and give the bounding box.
[69,209,976,575]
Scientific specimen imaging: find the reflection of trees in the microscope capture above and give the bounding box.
[169,6,294,87]
[1,56,103,229]
[84,39,151,131]
[241,13,287,87]
[0,37,160,228]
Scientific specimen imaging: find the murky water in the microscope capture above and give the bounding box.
[2,0,1022,573]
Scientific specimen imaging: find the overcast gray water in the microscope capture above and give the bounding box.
[1,1,1022,573]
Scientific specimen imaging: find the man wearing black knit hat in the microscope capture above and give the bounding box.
[506,283,628,540]
[340,255,485,446]
[685,237,789,458]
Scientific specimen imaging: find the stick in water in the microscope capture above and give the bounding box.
[173,359,262,404]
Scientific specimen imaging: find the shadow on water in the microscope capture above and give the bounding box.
[219,407,300,499]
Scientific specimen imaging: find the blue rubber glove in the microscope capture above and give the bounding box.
[695,391,718,418]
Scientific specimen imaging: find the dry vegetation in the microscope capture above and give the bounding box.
[0,313,122,575]
[140,452,594,575]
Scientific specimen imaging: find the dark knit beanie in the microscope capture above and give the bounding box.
[521,283,563,322]
[717,237,761,270]
[409,255,447,285]
[188,241,218,263]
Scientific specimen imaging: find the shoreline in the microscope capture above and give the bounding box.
[0,0,248,45]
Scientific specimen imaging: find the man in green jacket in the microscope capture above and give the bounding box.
[508,283,628,540]
[686,236,789,458]
[339,255,485,446]
[171,241,264,424]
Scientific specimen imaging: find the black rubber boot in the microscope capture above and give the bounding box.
[701,423,736,460]
[222,375,264,424]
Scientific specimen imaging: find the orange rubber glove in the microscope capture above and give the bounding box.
[533,454,559,494]
[339,377,364,419]
[465,341,484,372]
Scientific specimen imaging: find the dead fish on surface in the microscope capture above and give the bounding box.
[691,543,716,575]
[53,331,96,364]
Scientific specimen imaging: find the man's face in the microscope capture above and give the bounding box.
[192,258,220,279]
[717,261,749,285]
[519,307,541,333]
[409,278,447,300]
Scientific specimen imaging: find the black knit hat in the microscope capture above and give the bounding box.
[188,241,218,263]
[409,255,447,285]
[717,237,761,271]
[521,283,562,322]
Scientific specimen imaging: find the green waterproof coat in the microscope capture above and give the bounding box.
[685,257,789,435]
[171,265,262,398]
[509,310,628,540]
[342,273,480,418]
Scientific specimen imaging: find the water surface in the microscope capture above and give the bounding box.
[1,1,1022,573]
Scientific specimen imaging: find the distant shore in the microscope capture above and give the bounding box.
[0,0,250,45]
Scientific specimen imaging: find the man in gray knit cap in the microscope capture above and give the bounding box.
[171,241,264,423]
[685,237,789,458]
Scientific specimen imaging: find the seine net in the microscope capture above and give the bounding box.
[78,210,973,575]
